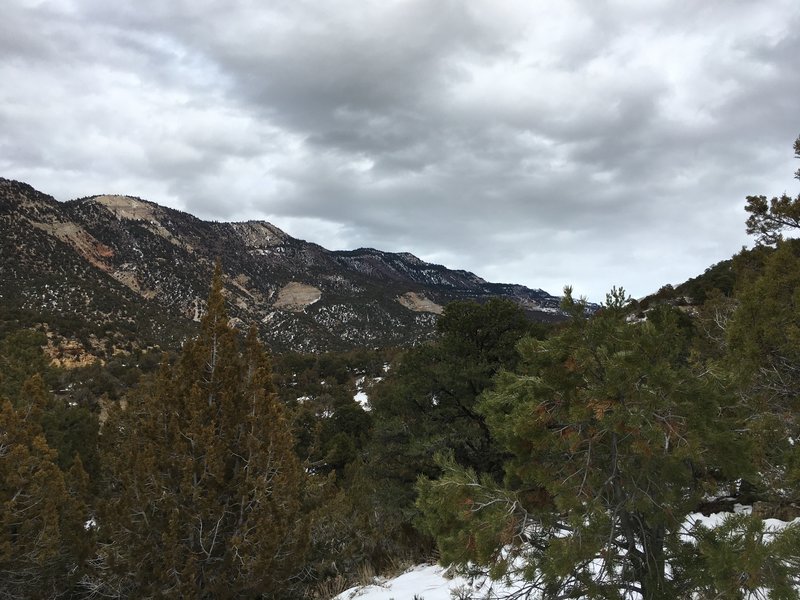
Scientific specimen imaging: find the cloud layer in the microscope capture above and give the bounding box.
[2,0,799,299]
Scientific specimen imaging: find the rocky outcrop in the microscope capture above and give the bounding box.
[397,292,443,314]
[273,282,322,312]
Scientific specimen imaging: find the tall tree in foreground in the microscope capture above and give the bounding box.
[97,265,309,598]
[418,289,800,599]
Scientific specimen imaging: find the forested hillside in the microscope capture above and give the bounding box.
[1,137,800,598]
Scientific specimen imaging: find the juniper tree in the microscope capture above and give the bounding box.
[97,265,309,598]
[0,375,90,599]
[0,330,100,481]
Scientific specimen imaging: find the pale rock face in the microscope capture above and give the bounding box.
[273,282,322,312]
[91,195,158,221]
[396,291,444,314]
[27,220,115,271]
[232,221,288,249]
[44,336,101,369]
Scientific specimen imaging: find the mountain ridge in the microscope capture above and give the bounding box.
[1,177,566,356]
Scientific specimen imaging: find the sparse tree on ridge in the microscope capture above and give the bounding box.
[745,134,800,245]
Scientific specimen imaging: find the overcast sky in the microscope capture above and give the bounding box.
[2,1,799,300]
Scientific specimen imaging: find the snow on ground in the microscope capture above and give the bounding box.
[684,502,751,532]
[333,563,515,600]
[354,390,370,410]
[353,375,372,410]
[333,564,459,600]
[334,562,532,600]
[335,510,800,600]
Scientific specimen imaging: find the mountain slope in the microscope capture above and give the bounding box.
[0,178,564,354]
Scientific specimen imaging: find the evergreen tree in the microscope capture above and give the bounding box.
[371,299,539,484]
[745,134,800,245]
[731,136,800,503]
[418,288,799,599]
[727,241,800,407]
[97,265,309,598]
[0,330,53,401]
[0,379,90,599]
[721,241,800,505]
[0,330,100,483]
[362,299,539,562]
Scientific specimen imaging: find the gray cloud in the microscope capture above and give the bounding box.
[2,0,799,300]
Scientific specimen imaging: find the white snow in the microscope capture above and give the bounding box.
[333,564,511,600]
[333,563,533,600]
[354,390,370,410]
[683,502,752,535]
[353,375,373,410]
[336,509,800,600]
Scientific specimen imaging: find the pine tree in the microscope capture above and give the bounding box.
[97,264,309,598]
[732,136,800,504]
[360,299,538,563]
[745,133,800,245]
[370,299,538,490]
[418,288,799,599]
[0,330,52,402]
